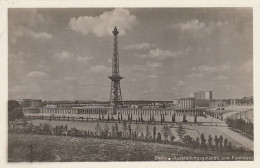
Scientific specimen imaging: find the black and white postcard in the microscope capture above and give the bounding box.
[0,0,259,168]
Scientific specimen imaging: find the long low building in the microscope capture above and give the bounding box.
[23,106,206,122]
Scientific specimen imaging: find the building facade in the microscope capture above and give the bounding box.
[23,106,205,122]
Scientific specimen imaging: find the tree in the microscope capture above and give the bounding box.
[128,125,132,139]
[219,135,223,148]
[26,121,34,133]
[157,132,161,142]
[228,141,232,150]
[95,123,102,136]
[145,125,151,140]
[135,124,141,140]
[182,114,187,122]
[133,131,137,140]
[122,120,127,137]
[103,123,109,138]
[183,135,193,143]
[162,114,165,122]
[8,100,23,122]
[208,135,212,148]
[161,125,172,141]
[111,125,116,137]
[194,115,197,123]
[224,138,228,148]
[195,137,200,148]
[176,124,186,141]
[141,132,144,140]
[111,115,114,123]
[172,114,176,123]
[214,135,219,149]
[170,135,175,142]
[200,133,206,148]
[42,123,51,134]
[114,123,118,137]
[153,126,156,141]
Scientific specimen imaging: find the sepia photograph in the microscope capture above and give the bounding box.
[7,7,254,162]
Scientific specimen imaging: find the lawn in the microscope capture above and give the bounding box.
[28,119,250,149]
[8,133,253,162]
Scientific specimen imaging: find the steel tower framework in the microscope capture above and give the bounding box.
[108,27,123,112]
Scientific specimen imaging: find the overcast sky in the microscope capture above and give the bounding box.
[8,8,253,101]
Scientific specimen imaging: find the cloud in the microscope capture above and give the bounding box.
[54,51,92,62]
[141,89,155,94]
[26,71,46,77]
[69,8,138,37]
[211,75,228,81]
[188,73,205,78]
[177,80,186,87]
[54,51,74,60]
[131,78,137,82]
[240,59,253,73]
[9,9,51,27]
[170,19,229,37]
[136,46,193,60]
[189,63,231,79]
[124,42,151,50]
[77,56,93,61]
[88,65,110,73]
[29,31,52,39]
[9,9,52,43]
[148,74,157,79]
[192,63,231,73]
[172,19,205,32]
[146,48,174,59]
[10,25,53,43]
[145,61,162,68]
[64,76,76,81]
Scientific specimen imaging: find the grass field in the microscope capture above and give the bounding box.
[8,133,253,162]
[28,119,251,149]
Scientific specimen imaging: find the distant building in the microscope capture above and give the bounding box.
[195,99,210,107]
[188,91,213,107]
[180,98,195,108]
[172,99,179,105]
[210,99,226,107]
[31,99,43,108]
[21,99,32,107]
[18,99,43,108]
[189,91,212,101]
[121,100,172,106]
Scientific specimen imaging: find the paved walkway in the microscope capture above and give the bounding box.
[214,126,253,150]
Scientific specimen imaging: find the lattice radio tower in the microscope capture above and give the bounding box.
[108,26,123,112]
